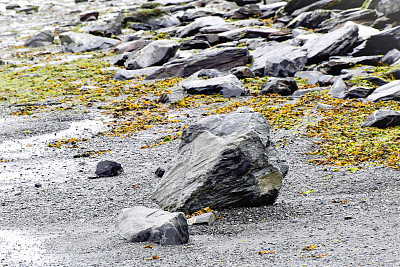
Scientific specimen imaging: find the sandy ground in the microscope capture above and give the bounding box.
[1,106,399,266]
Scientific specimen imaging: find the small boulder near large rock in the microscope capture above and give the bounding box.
[115,206,189,245]
[361,109,400,129]
[153,110,286,213]
[367,80,400,102]
[261,77,298,96]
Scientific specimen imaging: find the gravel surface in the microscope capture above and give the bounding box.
[1,106,400,266]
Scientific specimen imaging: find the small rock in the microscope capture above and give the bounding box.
[361,109,400,129]
[94,160,123,178]
[155,167,166,177]
[187,211,218,226]
[261,78,298,96]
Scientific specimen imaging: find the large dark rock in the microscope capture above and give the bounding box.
[218,27,279,42]
[361,109,400,128]
[115,206,189,245]
[304,25,359,65]
[146,47,250,80]
[152,110,286,213]
[346,86,374,99]
[261,78,298,96]
[89,23,122,37]
[381,49,400,65]
[284,0,316,14]
[24,30,55,48]
[124,40,179,70]
[182,74,245,98]
[262,46,308,77]
[367,80,400,102]
[351,26,400,57]
[59,32,120,53]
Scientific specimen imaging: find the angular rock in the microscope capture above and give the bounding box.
[318,8,378,32]
[317,55,381,75]
[294,71,326,85]
[231,4,262,19]
[113,39,153,55]
[114,67,161,81]
[24,30,55,48]
[367,80,400,102]
[218,27,279,42]
[261,78,298,96]
[177,16,227,38]
[291,0,365,16]
[180,39,210,50]
[153,110,286,213]
[304,25,359,65]
[262,46,308,77]
[59,32,120,53]
[329,77,347,99]
[229,0,262,6]
[89,23,122,38]
[351,26,400,57]
[95,160,123,177]
[346,86,374,99]
[125,40,179,70]
[284,0,316,15]
[230,66,255,79]
[115,206,189,245]
[381,49,400,66]
[287,9,332,29]
[361,109,400,129]
[181,74,244,97]
[80,11,99,22]
[146,47,250,80]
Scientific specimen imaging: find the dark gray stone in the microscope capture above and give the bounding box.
[153,110,286,213]
[181,74,244,98]
[59,32,120,53]
[113,39,153,54]
[218,27,279,42]
[180,39,210,50]
[231,4,262,19]
[361,109,400,128]
[346,86,374,99]
[115,206,189,245]
[146,47,250,80]
[177,16,226,38]
[114,67,161,81]
[381,49,400,65]
[351,26,400,57]
[155,167,166,177]
[89,23,122,38]
[292,0,365,17]
[287,9,332,29]
[80,12,99,22]
[318,8,378,32]
[317,55,381,75]
[125,40,179,70]
[367,80,400,102]
[230,66,255,79]
[304,25,359,65]
[261,78,298,96]
[95,160,123,177]
[262,46,308,77]
[24,30,55,48]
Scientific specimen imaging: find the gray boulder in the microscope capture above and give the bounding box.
[181,74,244,98]
[262,46,308,77]
[318,9,378,33]
[146,47,250,79]
[381,49,400,65]
[291,0,366,16]
[287,9,332,29]
[59,32,120,53]
[124,39,179,70]
[361,109,400,129]
[153,110,286,213]
[115,206,189,245]
[367,80,400,102]
[261,78,298,96]
[177,16,227,38]
[304,25,359,65]
[24,30,55,47]
[351,26,400,57]
[329,77,348,99]
[230,66,255,79]
[346,86,374,99]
